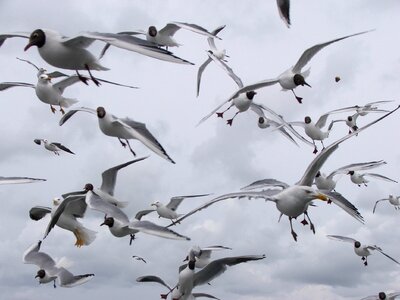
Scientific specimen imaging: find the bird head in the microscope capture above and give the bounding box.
[347,171,355,176]
[293,74,311,87]
[96,107,106,118]
[378,292,387,300]
[148,26,157,37]
[25,29,45,51]
[151,201,161,207]
[246,91,257,100]
[84,183,94,191]
[354,241,361,248]
[100,217,114,227]
[35,269,45,279]
[52,198,61,206]
[304,116,312,124]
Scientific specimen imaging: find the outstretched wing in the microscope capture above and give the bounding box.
[276,0,291,27]
[372,198,389,214]
[363,173,398,183]
[171,22,221,39]
[326,235,357,244]
[0,82,35,91]
[0,176,46,184]
[136,275,172,291]
[322,191,364,224]
[29,206,51,221]
[52,143,75,154]
[129,220,190,240]
[166,194,211,211]
[59,107,96,126]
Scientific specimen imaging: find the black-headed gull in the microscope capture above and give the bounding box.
[59,106,175,163]
[137,194,210,224]
[182,245,232,269]
[360,291,400,300]
[327,235,400,266]
[171,107,400,241]
[227,30,372,103]
[373,195,400,213]
[34,139,74,155]
[346,170,397,187]
[0,29,193,85]
[23,241,94,288]
[314,160,386,191]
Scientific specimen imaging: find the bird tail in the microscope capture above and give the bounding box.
[74,226,97,247]
[60,97,79,108]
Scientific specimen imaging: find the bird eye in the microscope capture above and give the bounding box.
[33,33,38,38]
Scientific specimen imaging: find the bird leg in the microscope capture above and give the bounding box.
[118,138,127,147]
[362,256,368,266]
[321,140,325,150]
[53,280,56,288]
[59,106,65,115]
[227,111,240,126]
[216,104,233,118]
[289,217,298,241]
[50,105,56,113]
[84,64,101,86]
[124,139,136,156]
[291,89,302,104]
[129,234,135,246]
[312,141,318,154]
[75,70,90,85]
[304,211,315,234]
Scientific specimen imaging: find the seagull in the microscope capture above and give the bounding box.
[0,73,81,114]
[182,245,232,269]
[314,160,387,191]
[196,25,240,97]
[136,275,220,300]
[132,255,147,263]
[225,30,372,103]
[59,106,175,163]
[360,291,400,300]
[171,107,400,241]
[136,194,211,224]
[346,170,397,187]
[23,241,94,288]
[34,139,75,155]
[0,176,46,184]
[327,235,400,266]
[0,29,193,85]
[373,195,400,213]
[276,0,291,27]
[30,158,147,246]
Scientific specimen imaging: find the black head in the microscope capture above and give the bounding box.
[347,171,355,176]
[188,260,196,270]
[347,116,353,121]
[293,74,311,87]
[25,29,45,51]
[304,116,312,124]
[378,292,386,299]
[354,241,361,248]
[35,269,45,279]
[258,117,265,124]
[315,171,321,178]
[84,183,94,191]
[100,217,114,227]
[96,107,106,118]
[148,26,157,37]
[246,91,257,100]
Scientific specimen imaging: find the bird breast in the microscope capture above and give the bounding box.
[354,246,370,257]
[232,94,252,112]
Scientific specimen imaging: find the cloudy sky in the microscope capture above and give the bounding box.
[0,0,399,299]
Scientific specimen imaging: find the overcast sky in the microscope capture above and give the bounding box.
[0,1,399,299]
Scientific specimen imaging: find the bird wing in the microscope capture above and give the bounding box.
[328,160,387,178]
[196,56,212,97]
[58,107,96,126]
[297,106,400,186]
[73,32,193,65]
[0,32,30,47]
[136,275,172,291]
[98,30,148,59]
[53,75,82,93]
[51,143,75,154]
[196,98,233,126]
[206,51,243,88]
[29,206,51,221]
[322,191,364,223]
[0,82,35,91]
[100,157,148,196]
[168,190,280,227]
[22,241,56,270]
[171,22,221,39]
[326,235,357,244]
[0,176,46,184]
[388,292,400,299]
[208,25,226,50]
[373,247,400,265]
[192,293,221,299]
[372,198,389,214]
[193,254,266,287]
[43,194,87,239]
[56,267,94,287]
[167,194,211,211]
[229,78,279,100]
[134,209,156,220]
[359,296,379,300]
[293,30,372,73]
[129,220,190,240]
[315,113,329,129]
[363,173,398,183]
[241,178,290,190]
[276,0,291,27]
[116,118,175,164]
[159,23,181,36]
[86,190,130,225]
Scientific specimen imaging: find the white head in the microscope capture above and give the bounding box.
[151,201,162,208]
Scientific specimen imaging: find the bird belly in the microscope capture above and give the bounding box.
[305,125,326,141]
[315,177,336,191]
[354,247,370,257]
[278,71,296,90]
[35,84,62,105]
[276,199,307,217]
[232,96,251,112]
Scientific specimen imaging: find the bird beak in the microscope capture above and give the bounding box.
[304,81,312,88]
[183,255,188,262]
[24,41,33,51]
[315,193,328,201]
[100,221,106,226]
[151,203,156,207]
[34,274,40,278]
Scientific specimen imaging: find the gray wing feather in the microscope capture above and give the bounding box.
[0,82,35,91]
[100,157,149,196]
[53,75,81,93]
[241,178,290,190]
[52,143,75,154]
[59,107,96,126]
[129,220,190,240]
[373,198,389,214]
[328,160,386,178]
[206,51,243,88]
[136,275,172,290]
[196,57,212,97]
[0,176,46,184]
[277,0,290,27]
[171,22,221,39]
[0,32,30,47]
[322,191,364,223]
[326,235,357,244]
[29,206,51,221]
[167,194,211,210]
[134,209,156,220]
[364,173,398,183]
